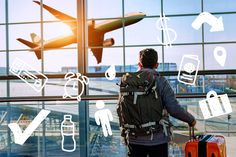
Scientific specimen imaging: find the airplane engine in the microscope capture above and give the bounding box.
[103,38,114,47]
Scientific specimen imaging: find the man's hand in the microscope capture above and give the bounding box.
[122,137,128,145]
[189,119,196,127]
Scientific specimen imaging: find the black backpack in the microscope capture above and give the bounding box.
[117,70,164,137]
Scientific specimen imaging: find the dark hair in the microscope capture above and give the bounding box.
[139,48,158,68]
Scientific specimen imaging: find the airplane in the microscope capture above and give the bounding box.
[17,1,146,64]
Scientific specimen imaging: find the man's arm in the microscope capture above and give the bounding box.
[159,77,196,126]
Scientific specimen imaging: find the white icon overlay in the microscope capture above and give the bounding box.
[214,46,227,67]
[10,58,48,92]
[156,13,177,47]
[105,65,116,80]
[192,12,224,32]
[94,100,113,137]
[8,109,51,145]
[61,115,76,152]
[63,72,89,101]
[177,55,200,86]
[199,90,232,119]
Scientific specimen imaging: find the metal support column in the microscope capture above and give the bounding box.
[79,100,89,157]
[77,0,89,156]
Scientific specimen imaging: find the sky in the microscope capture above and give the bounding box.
[0,0,236,72]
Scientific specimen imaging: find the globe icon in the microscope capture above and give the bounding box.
[183,63,196,73]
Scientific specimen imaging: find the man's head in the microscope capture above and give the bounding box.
[138,48,158,69]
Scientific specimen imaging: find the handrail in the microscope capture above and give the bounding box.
[0,69,236,80]
[0,93,236,103]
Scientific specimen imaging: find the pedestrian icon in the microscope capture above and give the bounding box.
[94,100,113,137]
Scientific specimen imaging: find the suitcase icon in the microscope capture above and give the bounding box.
[199,90,232,119]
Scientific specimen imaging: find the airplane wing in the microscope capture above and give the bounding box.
[33,1,76,31]
[94,12,145,33]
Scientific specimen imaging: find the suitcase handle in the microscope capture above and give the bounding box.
[189,126,194,140]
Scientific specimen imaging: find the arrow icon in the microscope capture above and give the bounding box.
[192,12,224,32]
[8,109,51,145]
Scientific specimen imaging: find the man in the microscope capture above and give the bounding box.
[117,48,196,157]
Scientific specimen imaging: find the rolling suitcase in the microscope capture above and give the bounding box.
[185,127,227,157]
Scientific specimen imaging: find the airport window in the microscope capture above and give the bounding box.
[8,0,40,23]
[163,0,201,14]
[0,26,6,50]
[0,1,5,23]
[124,0,161,16]
[204,0,236,12]
[125,17,161,45]
[163,45,203,70]
[166,16,202,43]
[87,0,122,19]
[204,44,236,70]
[8,24,40,50]
[1,0,236,156]
[204,14,236,42]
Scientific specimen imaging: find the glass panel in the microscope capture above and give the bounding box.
[125,46,163,71]
[0,102,43,156]
[0,25,6,50]
[9,80,42,97]
[204,0,236,12]
[8,0,40,23]
[0,101,80,156]
[89,100,126,156]
[0,0,5,23]
[44,101,80,156]
[125,17,161,45]
[87,0,122,19]
[44,49,78,74]
[9,51,41,72]
[87,47,124,71]
[0,52,6,76]
[88,77,119,95]
[44,78,84,98]
[0,81,6,97]
[203,97,236,133]
[164,45,203,70]
[44,78,65,96]
[205,44,236,70]
[42,0,76,21]
[205,74,236,94]
[164,0,201,14]
[125,0,161,16]
[165,75,204,94]
[204,14,236,42]
[167,16,202,43]
[9,23,40,50]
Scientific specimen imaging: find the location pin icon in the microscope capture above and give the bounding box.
[214,46,227,67]
[105,65,116,80]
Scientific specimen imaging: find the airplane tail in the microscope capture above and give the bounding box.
[30,33,44,45]
[17,38,42,59]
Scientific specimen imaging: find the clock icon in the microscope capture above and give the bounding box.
[63,72,89,101]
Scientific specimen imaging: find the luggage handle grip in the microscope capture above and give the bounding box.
[189,126,194,140]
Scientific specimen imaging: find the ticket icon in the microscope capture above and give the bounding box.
[10,58,48,92]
